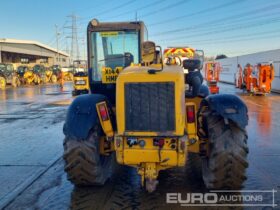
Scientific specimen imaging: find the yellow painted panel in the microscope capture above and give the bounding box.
[100,31,119,37]
[123,149,178,166]
[101,66,123,83]
[116,65,186,136]
[96,102,114,137]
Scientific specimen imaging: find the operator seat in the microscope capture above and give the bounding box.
[105,54,125,70]
[183,59,205,98]
[124,52,134,67]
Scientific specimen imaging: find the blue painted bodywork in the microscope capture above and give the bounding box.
[202,94,248,128]
[63,94,106,140]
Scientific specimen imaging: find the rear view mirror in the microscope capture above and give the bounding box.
[183,59,201,71]
[142,41,156,64]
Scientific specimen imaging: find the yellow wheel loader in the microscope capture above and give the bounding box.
[17,65,29,84]
[45,68,57,83]
[0,63,21,89]
[63,19,249,192]
[63,70,74,82]
[23,70,40,85]
[23,65,44,85]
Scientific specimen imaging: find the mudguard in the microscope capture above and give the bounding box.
[201,94,248,129]
[63,94,107,140]
[198,84,210,98]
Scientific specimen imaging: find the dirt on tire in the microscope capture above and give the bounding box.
[202,113,249,189]
[63,126,114,186]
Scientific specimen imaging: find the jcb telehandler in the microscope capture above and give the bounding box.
[63,19,249,192]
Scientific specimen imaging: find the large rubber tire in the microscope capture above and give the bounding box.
[51,75,57,83]
[33,75,39,85]
[12,76,19,87]
[41,76,47,84]
[69,73,74,81]
[0,77,7,89]
[63,125,114,186]
[12,76,20,87]
[202,113,248,189]
[16,77,21,87]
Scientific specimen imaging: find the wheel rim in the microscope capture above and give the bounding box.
[0,78,6,89]
[52,75,57,83]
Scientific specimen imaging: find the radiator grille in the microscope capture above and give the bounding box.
[125,82,175,132]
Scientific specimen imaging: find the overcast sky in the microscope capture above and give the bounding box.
[1,0,280,58]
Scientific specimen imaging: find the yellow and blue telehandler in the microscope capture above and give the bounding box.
[63,19,249,192]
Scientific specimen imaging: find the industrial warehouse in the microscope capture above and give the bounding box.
[0,38,70,67]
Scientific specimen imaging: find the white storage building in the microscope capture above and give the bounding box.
[217,49,280,92]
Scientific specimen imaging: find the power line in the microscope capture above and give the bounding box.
[78,0,190,23]
[138,0,192,19]
[151,2,280,37]
[101,0,168,20]
[80,0,136,22]
[74,0,112,13]
[205,33,280,45]
[163,10,280,36]
[165,29,280,45]
[157,16,280,43]
[46,20,69,49]
[148,0,248,27]
[206,46,280,57]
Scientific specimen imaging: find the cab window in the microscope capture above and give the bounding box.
[91,30,140,81]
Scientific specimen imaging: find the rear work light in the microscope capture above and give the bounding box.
[186,105,195,123]
[98,103,109,121]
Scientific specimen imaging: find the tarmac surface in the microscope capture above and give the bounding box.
[0,82,279,210]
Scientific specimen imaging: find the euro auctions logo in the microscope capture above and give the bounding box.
[166,190,278,207]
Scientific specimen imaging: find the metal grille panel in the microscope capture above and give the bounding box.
[125,82,175,132]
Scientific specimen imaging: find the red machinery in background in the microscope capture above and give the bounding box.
[204,61,221,94]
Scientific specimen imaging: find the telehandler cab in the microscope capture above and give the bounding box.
[63,19,249,192]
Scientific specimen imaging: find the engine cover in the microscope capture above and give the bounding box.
[116,65,185,137]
